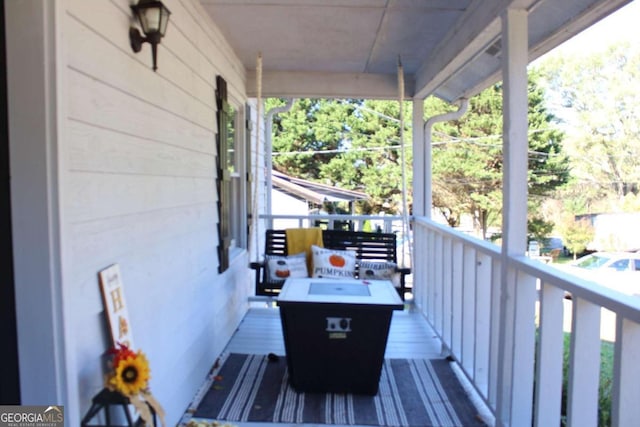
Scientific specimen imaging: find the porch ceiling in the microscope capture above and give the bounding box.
[200,0,631,101]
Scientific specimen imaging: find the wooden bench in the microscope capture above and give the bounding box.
[250,229,411,300]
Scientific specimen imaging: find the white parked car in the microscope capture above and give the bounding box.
[561,252,640,297]
[572,252,640,272]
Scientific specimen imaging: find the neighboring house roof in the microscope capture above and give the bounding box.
[272,170,368,205]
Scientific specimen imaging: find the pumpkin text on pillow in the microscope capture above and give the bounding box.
[311,245,357,279]
[264,252,308,282]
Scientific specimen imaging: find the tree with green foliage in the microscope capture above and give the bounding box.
[321,100,412,214]
[270,98,411,214]
[528,216,555,245]
[536,41,640,213]
[269,98,351,180]
[559,218,595,259]
[428,72,569,238]
[268,73,566,240]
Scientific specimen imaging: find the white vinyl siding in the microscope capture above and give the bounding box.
[6,0,253,424]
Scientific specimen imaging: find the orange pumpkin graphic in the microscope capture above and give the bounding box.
[275,269,290,278]
[275,259,290,278]
[329,254,346,267]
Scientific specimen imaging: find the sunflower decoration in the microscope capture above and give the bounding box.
[110,349,150,395]
[107,343,166,427]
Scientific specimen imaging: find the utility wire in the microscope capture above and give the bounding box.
[273,140,569,159]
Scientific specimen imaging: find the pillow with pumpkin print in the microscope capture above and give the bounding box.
[265,252,308,282]
[311,245,357,279]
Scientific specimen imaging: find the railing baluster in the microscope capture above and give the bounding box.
[451,240,463,360]
[510,271,537,424]
[475,252,491,396]
[488,256,502,409]
[534,282,564,427]
[496,265,517,425]
[462,246,476,374]
[427,230,436,323]
[442,236,453,353]
[414,225,425,309]
[434,233,444,334]
[612,317,640,426]
[567,297,601,427]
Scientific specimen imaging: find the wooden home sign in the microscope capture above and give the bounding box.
[98,264,134,348]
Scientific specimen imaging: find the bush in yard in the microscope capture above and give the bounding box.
[560,333,613,426]
[536,330,613,426]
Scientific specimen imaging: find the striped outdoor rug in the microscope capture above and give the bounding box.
[194,353,485,427]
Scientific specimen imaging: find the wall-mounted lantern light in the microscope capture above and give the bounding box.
[129,0,171,71]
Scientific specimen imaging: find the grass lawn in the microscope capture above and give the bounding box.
[548,253,578,265]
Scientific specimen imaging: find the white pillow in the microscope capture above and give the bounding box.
[311,245,357,279]
[358,260,400,287]
[265,252,308,282]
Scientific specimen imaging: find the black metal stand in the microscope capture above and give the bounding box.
[81,388,156,427]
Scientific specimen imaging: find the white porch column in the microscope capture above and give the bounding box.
[412,99,425,217]
[6,0,73,414]
[496,8,535,427]
[501,18,529,254]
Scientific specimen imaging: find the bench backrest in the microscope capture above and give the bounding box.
[322,229,397,262]
[264,229,289,256]
[264,229,397,262]
[255,229,406,298]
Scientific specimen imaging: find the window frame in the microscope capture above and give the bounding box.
[215,76,249,272]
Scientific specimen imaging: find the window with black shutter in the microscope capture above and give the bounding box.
[216,76,231,272]
[215,76,248,273]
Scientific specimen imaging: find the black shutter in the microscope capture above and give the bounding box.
[245,103,253,242]
[215,76,230,273]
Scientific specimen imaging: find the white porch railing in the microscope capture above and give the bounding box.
[260,213,405,234]
[414,216,640,427]
[257,213,640,426]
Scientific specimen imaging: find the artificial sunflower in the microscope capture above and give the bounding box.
[110,351,151,396]
[105,343,165,426]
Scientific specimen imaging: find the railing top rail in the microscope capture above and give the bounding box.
[413,216,501,256]
[414,215,640,322]
[260,213,406,222]
[516,254,640,321]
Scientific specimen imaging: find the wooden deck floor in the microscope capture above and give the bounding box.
[225,303,443,360]
[184,304,486,427]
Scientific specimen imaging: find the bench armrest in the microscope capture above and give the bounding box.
[394,266,411,301]
[249,262,265,296]
[250,261,286,297]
